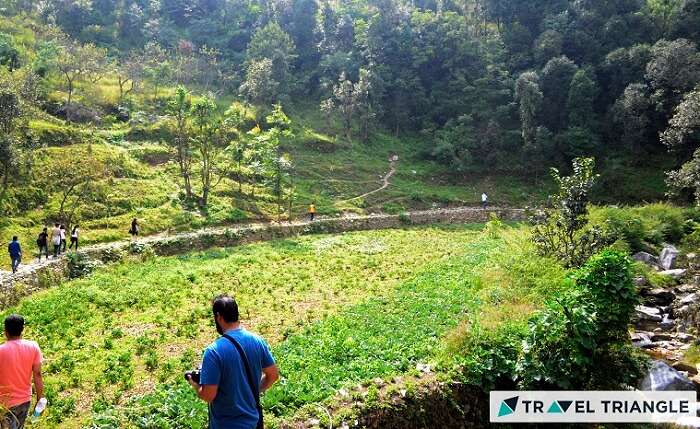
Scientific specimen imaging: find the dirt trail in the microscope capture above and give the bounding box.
[344,157,397,202]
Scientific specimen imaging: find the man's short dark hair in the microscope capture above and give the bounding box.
[4,314,24,337]
[12,236,17,241]
[212,295,239,323]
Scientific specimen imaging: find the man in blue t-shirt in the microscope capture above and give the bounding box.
[8,236,22,274]
[187,295,279,429]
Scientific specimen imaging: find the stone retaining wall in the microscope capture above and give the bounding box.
[0,207,525,309]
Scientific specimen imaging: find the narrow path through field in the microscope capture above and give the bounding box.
[343,157,397,202]
[0,205,525,281]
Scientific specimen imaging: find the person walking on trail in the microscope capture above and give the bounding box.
[36,228,48,261]
[8,237,21,274]
[68,225,79,251]
[50,224,61,258]
[481,192,488,209]
[308,203,316,221]
[59,225,67,253]
[0,314,45,429]
[129,218,139,240]
[187,295,279,429]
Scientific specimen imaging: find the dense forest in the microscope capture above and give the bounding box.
[1,0,700,219]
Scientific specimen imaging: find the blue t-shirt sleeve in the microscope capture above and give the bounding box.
[200,347,221,386]
[260,338,275,368]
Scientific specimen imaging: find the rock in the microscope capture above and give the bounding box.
[659,245,679,270]
[633,252,661,268]
[639,360,696,391]
[659,269,687,279]
[673,361,698,375]
[635,305,662,321]
[633,276,649,287]
[660,314,676,331]
[654,327,663,333]
[680,293,699,305]
[678,284,698,294]
[688,253,697,260]
[631,332,653,348]
[678,333,696,343]
[652,333,673,341]
[641,288,676,306]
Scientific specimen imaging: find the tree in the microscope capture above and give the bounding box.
[647,0,682,36]
[0,33,20,71]
[323,69,373,141]
[55,39,109,106]
[42,146,111,228]
[515,71,543,149]
[540,56,578,133]
[166,86,194,200]
[142,42,172,100]
[645,38,700,114]
[190,94,229,209]
[223,104,249,195]
[613,83,653,153]
[264,105,294,222]
[116,54,143,102]
[663,89,700,203]
[566,69,598,129]
[240,59,280,106]
[530,157,609,268]
[244,22,297,100]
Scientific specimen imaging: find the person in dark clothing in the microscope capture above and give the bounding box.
[68,225,79,251]
[130,218,139,240]
[36,228,48,261]
[8,237,21,274]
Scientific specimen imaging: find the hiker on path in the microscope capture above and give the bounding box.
[130,218,139,240]
[59,225,67,253]
[50,224,61,258]
[308,204,316,221]
[0,314,45,429]
[481,192,488,209]
[36,228,48,261]
[187,295,279,429]
[8,237,21,274]
[68,225,79,251]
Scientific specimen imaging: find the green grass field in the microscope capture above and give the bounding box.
[1,223,568,428]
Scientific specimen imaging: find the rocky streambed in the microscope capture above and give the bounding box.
[632,245,700,390]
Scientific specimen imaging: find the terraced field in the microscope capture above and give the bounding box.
[2,222,566,428]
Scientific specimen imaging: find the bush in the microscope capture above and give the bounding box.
[100,247,125,263]
[531,158,610,268]
[67,252,103,279]
[591,204,688,253]
[516,250,645,389]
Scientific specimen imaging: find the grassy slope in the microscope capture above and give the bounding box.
[4,225,508,427]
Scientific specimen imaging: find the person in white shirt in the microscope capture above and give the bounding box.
[481,192,488,209]
[51,224,61,258]
[59,225,67,253]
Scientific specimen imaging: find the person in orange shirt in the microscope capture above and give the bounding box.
[308,203,316,221]
[0,315,44,429]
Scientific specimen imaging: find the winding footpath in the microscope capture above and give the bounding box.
[344,157,398,202]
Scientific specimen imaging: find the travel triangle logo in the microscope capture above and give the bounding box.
[548,400,573,414]
[498,396,519,417]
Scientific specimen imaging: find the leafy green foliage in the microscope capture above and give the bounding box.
[517,250,645,389]
[66,251,102,279]
[531,157,609,267]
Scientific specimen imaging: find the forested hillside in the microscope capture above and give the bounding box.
[1,0,700,237]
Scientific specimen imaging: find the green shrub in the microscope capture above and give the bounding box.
[67,252,103,279]
[100,247,125,263]
[591,204,689,253]
[516,250,644,389]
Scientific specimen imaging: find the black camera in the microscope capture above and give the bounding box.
[184,369,201,384]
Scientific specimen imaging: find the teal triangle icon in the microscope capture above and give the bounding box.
[547,401,563,413]
[498,402,513,417]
